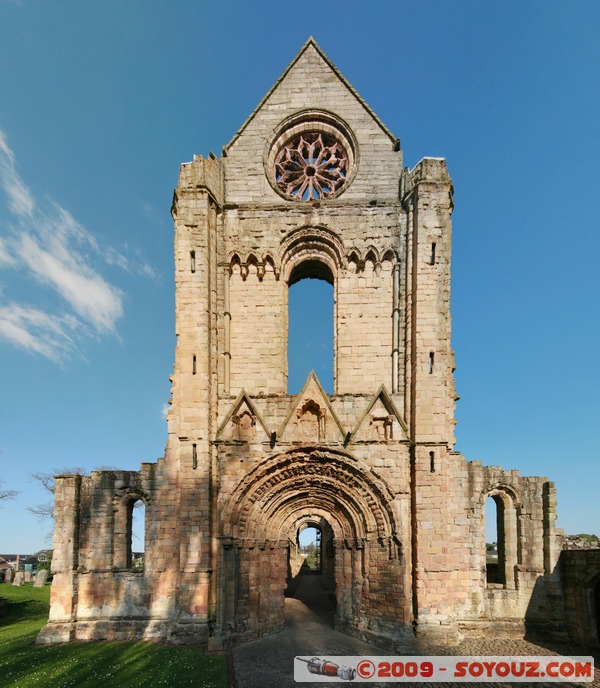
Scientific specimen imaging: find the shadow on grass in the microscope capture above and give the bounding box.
[4,639,227,688]
[0,584,228,688]
[1,598,49,624]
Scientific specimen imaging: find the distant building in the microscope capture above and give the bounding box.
[0,554,28,570]
[0,556,13,571]
[0,551,52,572]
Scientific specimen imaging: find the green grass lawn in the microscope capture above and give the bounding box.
[0,584,229,688]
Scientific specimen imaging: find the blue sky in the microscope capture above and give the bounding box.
[1,0,599,552]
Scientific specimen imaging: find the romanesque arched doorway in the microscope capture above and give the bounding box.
[214,447,409,647]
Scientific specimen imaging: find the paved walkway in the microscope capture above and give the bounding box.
[231,576,388,688]
[231,575,600,688]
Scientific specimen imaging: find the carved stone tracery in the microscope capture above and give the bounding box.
[275,132,349,200]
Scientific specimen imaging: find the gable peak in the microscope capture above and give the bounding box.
[224,38,398,153]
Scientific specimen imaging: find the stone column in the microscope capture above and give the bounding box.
[167,156,223,643]
[37,474,82,644]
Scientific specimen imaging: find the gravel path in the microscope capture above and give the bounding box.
[231,576,599,688]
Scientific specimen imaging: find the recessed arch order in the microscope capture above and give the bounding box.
[222,446,401,552]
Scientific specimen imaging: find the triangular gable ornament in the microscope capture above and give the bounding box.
[350,385,408,443]
[277,371,345,444]
[217,390,270,443]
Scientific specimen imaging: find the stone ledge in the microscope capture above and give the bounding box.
[37,618,211,646]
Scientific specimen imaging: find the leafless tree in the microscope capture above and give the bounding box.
[28,467,86,521]
[0,477,18,505]
[28,466,123,521]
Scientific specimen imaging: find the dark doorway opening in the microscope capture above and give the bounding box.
[285,520,336,626]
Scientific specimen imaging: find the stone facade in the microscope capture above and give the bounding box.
[38,39,591,649]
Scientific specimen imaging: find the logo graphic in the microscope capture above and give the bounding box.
[356,659,376,678]
[296,657,356,681]
[294,655,594,683]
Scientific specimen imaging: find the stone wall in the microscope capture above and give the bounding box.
[560,549,600,647]
[37,464,203,644]
[337,255,395,393]
[229,261,286,395]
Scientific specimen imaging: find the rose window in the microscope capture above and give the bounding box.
[274,132,349,201]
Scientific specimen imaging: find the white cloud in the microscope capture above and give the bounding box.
[104,243,158,280]
[0,305,77,362]
[0,237,16,266]
[0,128,155,361]
[16,223,123,333]
[139,198,165,226]
[0,130,35,216]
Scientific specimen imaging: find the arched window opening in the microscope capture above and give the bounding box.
[131,499,146,569]
[485,496,505,585]
[288,261,334,394]
[114,495,146,570]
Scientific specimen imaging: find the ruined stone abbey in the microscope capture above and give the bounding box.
[39,39,599,649]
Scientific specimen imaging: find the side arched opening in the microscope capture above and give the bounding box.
[114,493,147,570]
[484,489,518,589]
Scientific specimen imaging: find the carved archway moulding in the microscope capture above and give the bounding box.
[481,483,521,509]
[222,447,400,545]
[112,486,150,510]
[280,224,345,285]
